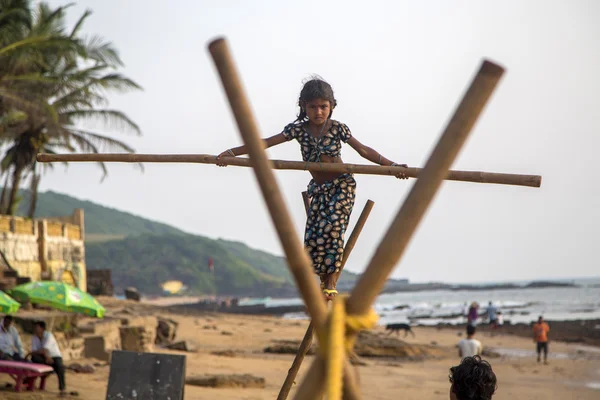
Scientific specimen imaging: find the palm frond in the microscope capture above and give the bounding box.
[69,9,91,39]
[0,35,76,56]
[0,109,27,126]
[0,87,59,124]
[61,109,141,134]
[82,34,123,67]
[67,128,136,152]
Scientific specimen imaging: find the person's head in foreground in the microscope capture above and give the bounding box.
[449,355,497,400]
[538,315,544,324]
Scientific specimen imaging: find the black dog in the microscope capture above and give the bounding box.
[385,323,415,338]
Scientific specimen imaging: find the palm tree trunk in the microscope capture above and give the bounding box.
[0,172,11,214]
[27,171,40,218]
[7,166,23,215]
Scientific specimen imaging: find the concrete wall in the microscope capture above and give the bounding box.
[0,209,87,291]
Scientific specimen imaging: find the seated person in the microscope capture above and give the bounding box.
[449,355,497,400]
[26,320,67,396]
[0,315,25,361]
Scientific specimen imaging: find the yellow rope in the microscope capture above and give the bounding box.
[317,295,379,400]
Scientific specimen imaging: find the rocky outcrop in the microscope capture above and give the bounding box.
[124,287,141,301]
[119,326,154,352]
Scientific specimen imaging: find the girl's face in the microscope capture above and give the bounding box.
[304,98,331,124]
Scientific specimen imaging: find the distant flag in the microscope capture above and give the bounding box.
[208,257,214,272]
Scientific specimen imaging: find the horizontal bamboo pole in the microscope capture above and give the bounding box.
[295,58,506,400]
[35,153,541,188]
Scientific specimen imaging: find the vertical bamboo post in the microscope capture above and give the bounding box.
[293,59,505,400]
[277,198,375,400]
[208,37,329,328]
[208,38,365,397]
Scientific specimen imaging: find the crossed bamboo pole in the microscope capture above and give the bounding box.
[35,35,510,398]
[206,37,505,399]
[277,195,375,400]
[35,153,541,188]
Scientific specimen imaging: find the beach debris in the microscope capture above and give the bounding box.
[221,330,233,336]
[185,374,265,388]
[68,363,96,373]
[349,353,369,366]
[481,348,501,358]
[211,350,238,357]
[156,317,178,345]
[119,326,154,352]
[165,340,197,352]
[264,328,272,333]
[353,331,444,359]
[264,339,316,355]
[124,287,141,302]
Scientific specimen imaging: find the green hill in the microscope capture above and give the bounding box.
[85,233,293,296]
[13,190,369,296]
[17,190,184,241]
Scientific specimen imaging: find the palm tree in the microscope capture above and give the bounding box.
[0,0,142,216]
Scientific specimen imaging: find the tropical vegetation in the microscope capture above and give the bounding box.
[0,0,141,217]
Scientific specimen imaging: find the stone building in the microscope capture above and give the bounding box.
[0,209,87,291]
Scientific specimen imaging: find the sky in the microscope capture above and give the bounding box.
[41,0,600,283]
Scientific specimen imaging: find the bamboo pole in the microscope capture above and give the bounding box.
[35,153,542,188]
[207,30,338,362]
[277,198,375,400]
[293,59,506,399]
[208,37,365,399]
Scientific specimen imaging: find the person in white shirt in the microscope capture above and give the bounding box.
[458,325,483,358]
[0,316,25,361]
[27,320,66,395]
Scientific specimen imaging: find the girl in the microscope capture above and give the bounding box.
[217,78,407,299]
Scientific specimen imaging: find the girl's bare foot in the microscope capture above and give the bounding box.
[322,274,338,301]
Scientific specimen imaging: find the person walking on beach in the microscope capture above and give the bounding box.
[449,355,497,400]
[533,315,550,364]
[458,325,483,359]
[467,302,479,327]
[486,301,499,335]
[217,77,408,300]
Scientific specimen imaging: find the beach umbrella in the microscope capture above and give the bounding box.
[9,281,105,318]
[0,290,20,314]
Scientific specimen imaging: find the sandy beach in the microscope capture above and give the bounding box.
[0,297,599,400]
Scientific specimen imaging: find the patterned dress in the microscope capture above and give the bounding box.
[282,120,357,275]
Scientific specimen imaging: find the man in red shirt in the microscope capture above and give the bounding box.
[532,315,550,364]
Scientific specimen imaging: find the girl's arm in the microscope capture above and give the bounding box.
[346,136,406,167]
[346,136,408,179]
[217,133,287,162]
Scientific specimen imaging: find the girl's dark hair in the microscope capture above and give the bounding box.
[449,356,497,400]
[295,76,337,122]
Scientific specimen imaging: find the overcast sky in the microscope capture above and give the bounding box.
[42,0,599,283]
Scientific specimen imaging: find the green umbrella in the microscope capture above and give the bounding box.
[9,281,105,318]
[0,290,20,314]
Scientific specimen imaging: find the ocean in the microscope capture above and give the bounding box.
[266,277,600,326]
